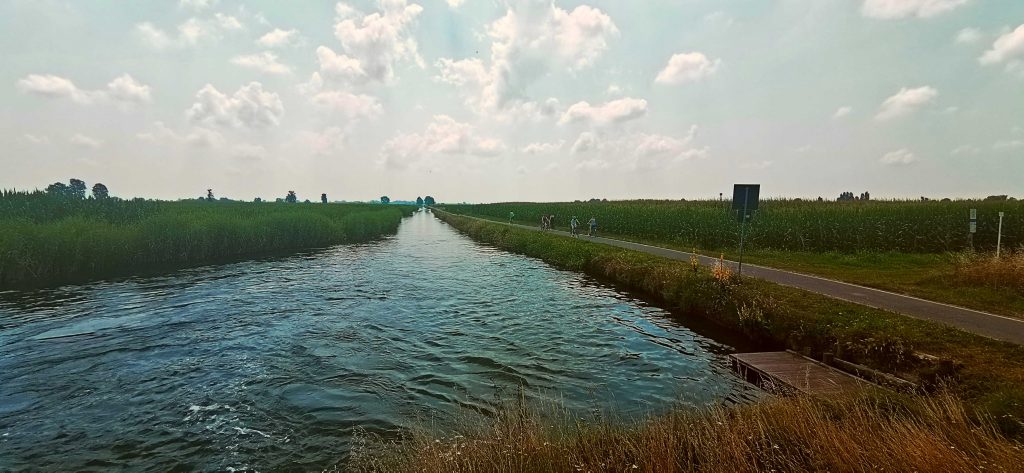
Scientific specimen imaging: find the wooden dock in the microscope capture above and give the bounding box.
[729,351,869,395]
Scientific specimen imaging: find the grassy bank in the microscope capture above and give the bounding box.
[0,191,414,288]
[354,392,1024,472]
[434,212,1024,436]
[445,201,1023,317]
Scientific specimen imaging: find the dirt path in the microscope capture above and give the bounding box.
[448,212,1024,345]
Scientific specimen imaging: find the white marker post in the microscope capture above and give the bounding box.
[996,212,1005,258]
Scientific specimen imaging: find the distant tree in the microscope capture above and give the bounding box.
[46,182,69,197]
[380,196,390,204]
[91,183,109,199]
[984,195,1009,201]
[68,179,87,199]
[285,190,297,203]
[207,189,215,201]
[423,196,435,206]
[304,199,311,203]
[321,193,328,204]
[254,197,263,203]
[416,196,424,206]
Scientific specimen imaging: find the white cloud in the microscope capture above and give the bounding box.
[876,86,937,121]
[136,121,224,148]
[17,73,150,106]
[105,74,152,103]
[186,82,284,129]
[571,131,600,154]
[446,0,466,7]
[606,84,622,96]
[24,134,50,144]
[257,28,298,48]
[435,1,618,113]
[521,140,565,154]
[179,0,215,11]
[316,0,424,85]
[654,52,720,85]
[740,160,774,170]
[380,115,506,168]
[232,143,267,160]
[861,0,970,19]
[70,133,102,148]
[214,13,243,31]
[309,90,383,119]
[993,139,1024,150]
[980,25,1024,65]
[833,106,853,119]
[136,16,240,49]
[296,127,348,156]
[558,97,648,126]
[231,51,293,75]
[955,27,982,44]
[880,148,918,165]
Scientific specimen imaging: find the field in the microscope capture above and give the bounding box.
[443,200,1024,317]
[0,190,414,288]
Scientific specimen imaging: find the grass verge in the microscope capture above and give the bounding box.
[353,392,1024,472]
[434,211,1024,437]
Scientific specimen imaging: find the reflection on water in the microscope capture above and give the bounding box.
[0,210,758,471]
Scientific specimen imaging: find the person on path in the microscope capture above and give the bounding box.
[541,214,549,229]
[588,216,597,237]
[508,211,515,223]
[548,214,556,231]
[570,216,580,238]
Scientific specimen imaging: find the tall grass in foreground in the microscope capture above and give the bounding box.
[0,192,414,287]
[955,251,1024,295]
[352,393,1024,472]
[444,199,1023,253]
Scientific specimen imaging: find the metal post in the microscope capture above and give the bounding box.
[738,187,749,277]
[996,212,1004,258]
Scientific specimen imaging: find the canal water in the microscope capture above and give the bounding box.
[0,210,758,471]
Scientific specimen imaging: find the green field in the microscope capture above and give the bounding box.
[442,200,1024,317]
[0,190,414,288]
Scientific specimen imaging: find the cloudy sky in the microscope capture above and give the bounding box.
[2,0,1022,202]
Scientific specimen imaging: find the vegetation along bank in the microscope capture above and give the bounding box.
[0,189,414,288]
[434,211,1024,437]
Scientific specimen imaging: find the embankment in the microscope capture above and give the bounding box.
[0,198,414,288]
[435,211,1024,435]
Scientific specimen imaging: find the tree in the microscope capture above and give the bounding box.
[207,189,215,201]
[321,193,328,204]
[285,191,297,203]
[46,182,69,197]
[254,197,263,203]
[423,196,435,206]
[380,196,390,204]
[416,196,424,206]
[92,183,109,199]
[68,179,87,199]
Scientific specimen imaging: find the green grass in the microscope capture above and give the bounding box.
[0,190,414,288]
[435,212,1024,437]
[444,201,1024,317]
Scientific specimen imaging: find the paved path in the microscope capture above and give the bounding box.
[442,211,1024,345]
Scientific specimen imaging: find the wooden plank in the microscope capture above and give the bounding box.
[729,351,869,395]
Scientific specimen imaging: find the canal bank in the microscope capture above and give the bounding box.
[434,210,1024,437]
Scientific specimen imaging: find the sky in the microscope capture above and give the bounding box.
[2,0,1023,203]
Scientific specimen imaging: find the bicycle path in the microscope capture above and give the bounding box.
[443,211,1024,345]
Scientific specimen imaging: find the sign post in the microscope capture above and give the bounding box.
[969,208,977,251]
[996,212,1005,258]
[732,184,760,277]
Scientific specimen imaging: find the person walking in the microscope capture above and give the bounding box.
[588,216,597,237]
[570,216,580,238]
[541,214,549,229]
[508,211,515,223]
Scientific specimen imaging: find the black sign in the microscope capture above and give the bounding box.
[732,184,760,222]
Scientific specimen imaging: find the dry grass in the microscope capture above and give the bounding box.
[954,250,1024,295]
[352,393,1024,473]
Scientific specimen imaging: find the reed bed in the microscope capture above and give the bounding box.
[0,191,414,287]
[352,392,1024,472]
[443,199,1022,253]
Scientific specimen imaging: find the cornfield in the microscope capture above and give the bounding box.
[443,199,1022,253]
